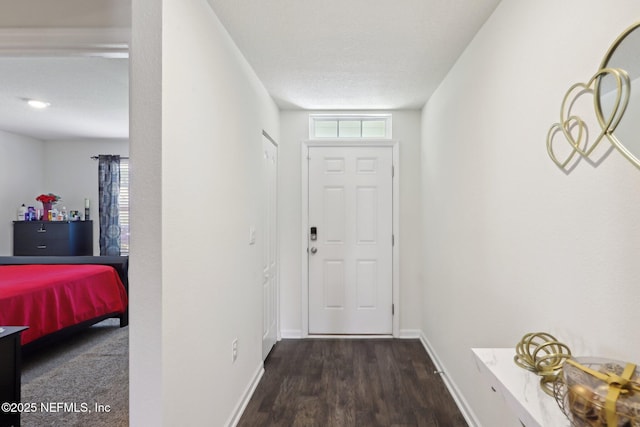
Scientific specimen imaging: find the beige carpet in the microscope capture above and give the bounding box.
[20,320,128,427]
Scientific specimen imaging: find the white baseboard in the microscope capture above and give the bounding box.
[226,363,265,427]
[307,334,393,339]
[399,329,421,338]
[281,330,421,339]
[280,329,303,339]
[419,332,481,427]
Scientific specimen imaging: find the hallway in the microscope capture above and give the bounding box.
[238,339,467,426]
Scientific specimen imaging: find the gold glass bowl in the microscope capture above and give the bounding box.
[554,357,640,427]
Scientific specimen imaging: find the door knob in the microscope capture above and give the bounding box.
[310,247,318,254]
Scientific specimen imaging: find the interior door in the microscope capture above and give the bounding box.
[308,145,393,334]
[262,135,278,359]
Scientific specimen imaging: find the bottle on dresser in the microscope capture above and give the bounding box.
[16,204,27,221]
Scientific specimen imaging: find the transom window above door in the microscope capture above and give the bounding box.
[309,114,392,139]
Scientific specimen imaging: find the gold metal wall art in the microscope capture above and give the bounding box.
[514,332,572,396]
[547,68,630,171]
[548,21,640,171]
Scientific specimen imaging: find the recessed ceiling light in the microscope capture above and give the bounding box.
[26,99,51,109]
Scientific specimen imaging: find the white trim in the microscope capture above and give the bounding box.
[301,145,310,337]
[305,334,393,339]
[301,139,400,338]
[419,332,481,427]
[226,363,265,427]
[399,329,421,339]
[280,329,303,339]
[262,130,281,353]
[391,142,400,338]
[0,28,130,58]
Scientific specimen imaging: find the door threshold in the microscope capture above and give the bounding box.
[306,334,394,339]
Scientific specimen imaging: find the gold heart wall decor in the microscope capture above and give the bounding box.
[547,20,640,171]
[547,67,630,171]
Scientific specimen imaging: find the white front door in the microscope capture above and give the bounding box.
[262,135,278,359]
[308,145,393,334]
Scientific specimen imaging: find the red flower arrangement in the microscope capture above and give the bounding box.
[36,193,61,204]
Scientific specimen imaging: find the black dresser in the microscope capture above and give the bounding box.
[13,221,93,256]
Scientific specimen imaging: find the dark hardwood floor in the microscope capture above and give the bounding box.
[238,339,468,427]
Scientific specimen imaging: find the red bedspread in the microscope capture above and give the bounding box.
[0,264,128,345]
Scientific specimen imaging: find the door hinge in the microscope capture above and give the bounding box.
[392,165,395,177]
[392,234,395,246]
[392,304,395,315]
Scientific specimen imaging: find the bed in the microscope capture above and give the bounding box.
[0,256,129,352]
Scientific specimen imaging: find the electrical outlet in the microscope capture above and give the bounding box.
[232,339,238,363]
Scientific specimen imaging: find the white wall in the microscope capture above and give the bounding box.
[129,0,162,424]
[0,130,44,255]
[0,135,126,256]
[278,110,423,336]
[421,1,640,426]
[130,0,280,425]
[44,139,129,254]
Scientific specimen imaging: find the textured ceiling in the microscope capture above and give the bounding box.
[0,0,503,141]
[0,56,129,140]
[207,0,502,109]
[0,0,130,141]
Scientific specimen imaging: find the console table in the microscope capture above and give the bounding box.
[0,326,28,427]
[472,348,569,427]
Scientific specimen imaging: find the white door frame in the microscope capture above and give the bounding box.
[263,131,280,351]
[301,140,400,337]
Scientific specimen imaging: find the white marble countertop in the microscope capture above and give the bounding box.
[472,348,570,427]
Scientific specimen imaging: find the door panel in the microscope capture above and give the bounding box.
[356,259,377,308]
[324,260,345,308]
[324,187,345,243]
[356,187,377,243]
[308,146,392,334]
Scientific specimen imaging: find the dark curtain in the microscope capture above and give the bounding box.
[98,155,121,256]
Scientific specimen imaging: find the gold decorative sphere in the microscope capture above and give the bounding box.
[568,384,597,421]
[514,332,572,375]
[514,332,572,397]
